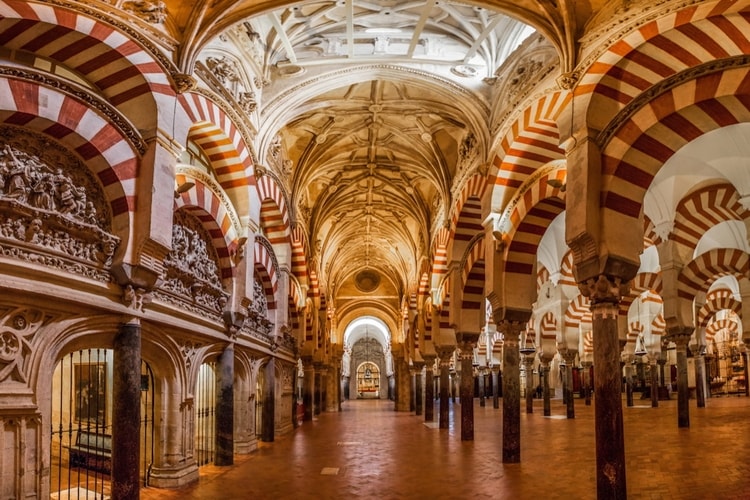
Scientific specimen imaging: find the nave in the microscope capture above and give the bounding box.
[143,397,750,499]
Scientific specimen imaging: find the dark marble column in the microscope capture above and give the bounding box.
[478,369,486,407]
[423,356,435,421]
[436,346,454,429]
[523,357,534,414]
[112,321,141,500]
[458,341,476,441]
[650,359,659,408]
[743,344,750,397]
[561,350,576,419]
[262,359,275,441]
[502,320,521,463]
[215,343,235,464]
[624,360,635,407]
[693,348,706,407]
[658,355,670,401]
[588,277,627,499]
[581,361,592,406]
[537,358,551,416]
[491,366,500,409]
[668,331,692,428]
[302,358,314,421]
[414,362,424,416]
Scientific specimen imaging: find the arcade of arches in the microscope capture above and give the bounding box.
[0,0,749,498]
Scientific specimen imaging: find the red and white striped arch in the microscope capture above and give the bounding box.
[706,316,739,343]
[174,173,240,279]
[565,294,592,330]
[536,265,550,292]
[256,175,290,245]
[489,91,569,189]
[460,237,485,312]
[254,239,279,309]
[559,250,576,288]
[600,66,750,224]
[451,174,487,245]
[697,287,741,328]
[582,330,594,357]
[290,224,309,287]
[677,248,750,301]
[0,77,134,219]
[0,1,171,121]
[539,311,558,350]
[430,227,451,290]
[580,4,750,127]
[672,183,747,255]
[180,94,255,208]
[423,302,433,343]
[651,312,666,336]
[501,167,567,277]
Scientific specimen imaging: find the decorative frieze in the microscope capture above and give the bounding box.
[0,128,119,282]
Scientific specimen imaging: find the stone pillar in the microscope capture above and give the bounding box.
[436,346,454,429]
[523,357,534,414]
[395,355,411,412]
[423,356,436,422]
[693,346,706,408]
[624,359,635,407]
[491,366,500,409]
[743,344,750,397]
[668,331,692,428]
[302,358,314,421]
[414,362,425,416]
[561,350,576,419]
[501,319,522,463]
[456,334,479,441]
[262,359,275,442]
[650,358,659,408]
[112,321,141,500]
[539,358,551,416]
[478,368,486,407]
[581,361,592,406]
[587,276,627,499]
[658,354,669,401]
[215,343,235,464]
[326,364,338,412]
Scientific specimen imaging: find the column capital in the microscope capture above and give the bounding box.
[455,331,480,347]
[578,274,629,305]
[665,326,693,347]
[435,345,455,363]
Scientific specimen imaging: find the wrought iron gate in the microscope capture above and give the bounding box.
[50,350,155,499]
[194,362,216,466]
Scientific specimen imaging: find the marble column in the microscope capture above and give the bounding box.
[423,356,436,422]
[478,368,486,407]
[215,343,235,464]
[457,334,479,441]
[262,359,275,442]
[539,359,551,416]
[624,360,635,407]
[588,278,626,499]
[501,320,521,463]
[668,330,692,428]
[414,362,425,416]
[112,321,141,500]
[658,354,670,401]
[491,366,500,409]
[650,358,659,408]
[693,346,706,408]
[395,356,411,412]
[581,361,592,406]
[743,344,750,397]
[523,357,534,414]
[436,346,454,429]
[561,350,576,419]
[302,358,314,421]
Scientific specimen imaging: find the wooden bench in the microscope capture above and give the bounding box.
[68,430,112,474]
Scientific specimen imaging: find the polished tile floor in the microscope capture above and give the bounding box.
[144,395,750,499]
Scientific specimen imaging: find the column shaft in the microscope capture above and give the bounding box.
[424,359,435,422]
[592,301,626,499]
[112,322,141,500]
[216,344,235,464]
[675,341,690,428]
[502,327,520,463]
[460,351,474,440]
[439,360,450,428]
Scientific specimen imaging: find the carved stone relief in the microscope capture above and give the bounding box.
[155,210,228,317]
[0,308,45,385]
[242,278,273,337]
[122,0,167,24]
[0,127,119,281]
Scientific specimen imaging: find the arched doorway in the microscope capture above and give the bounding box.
[50,349,155,498]
[356,361,381,398]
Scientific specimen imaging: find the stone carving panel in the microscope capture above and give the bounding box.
[242,279,273,338]
[0,127,119,281]
[155,210,228,317]
[0,308,45,385]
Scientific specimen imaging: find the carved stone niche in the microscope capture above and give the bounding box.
[156,210,229,316]
[242,278,272,337]
[0,127,119,281]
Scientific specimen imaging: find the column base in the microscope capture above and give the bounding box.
[148,462,199,489]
